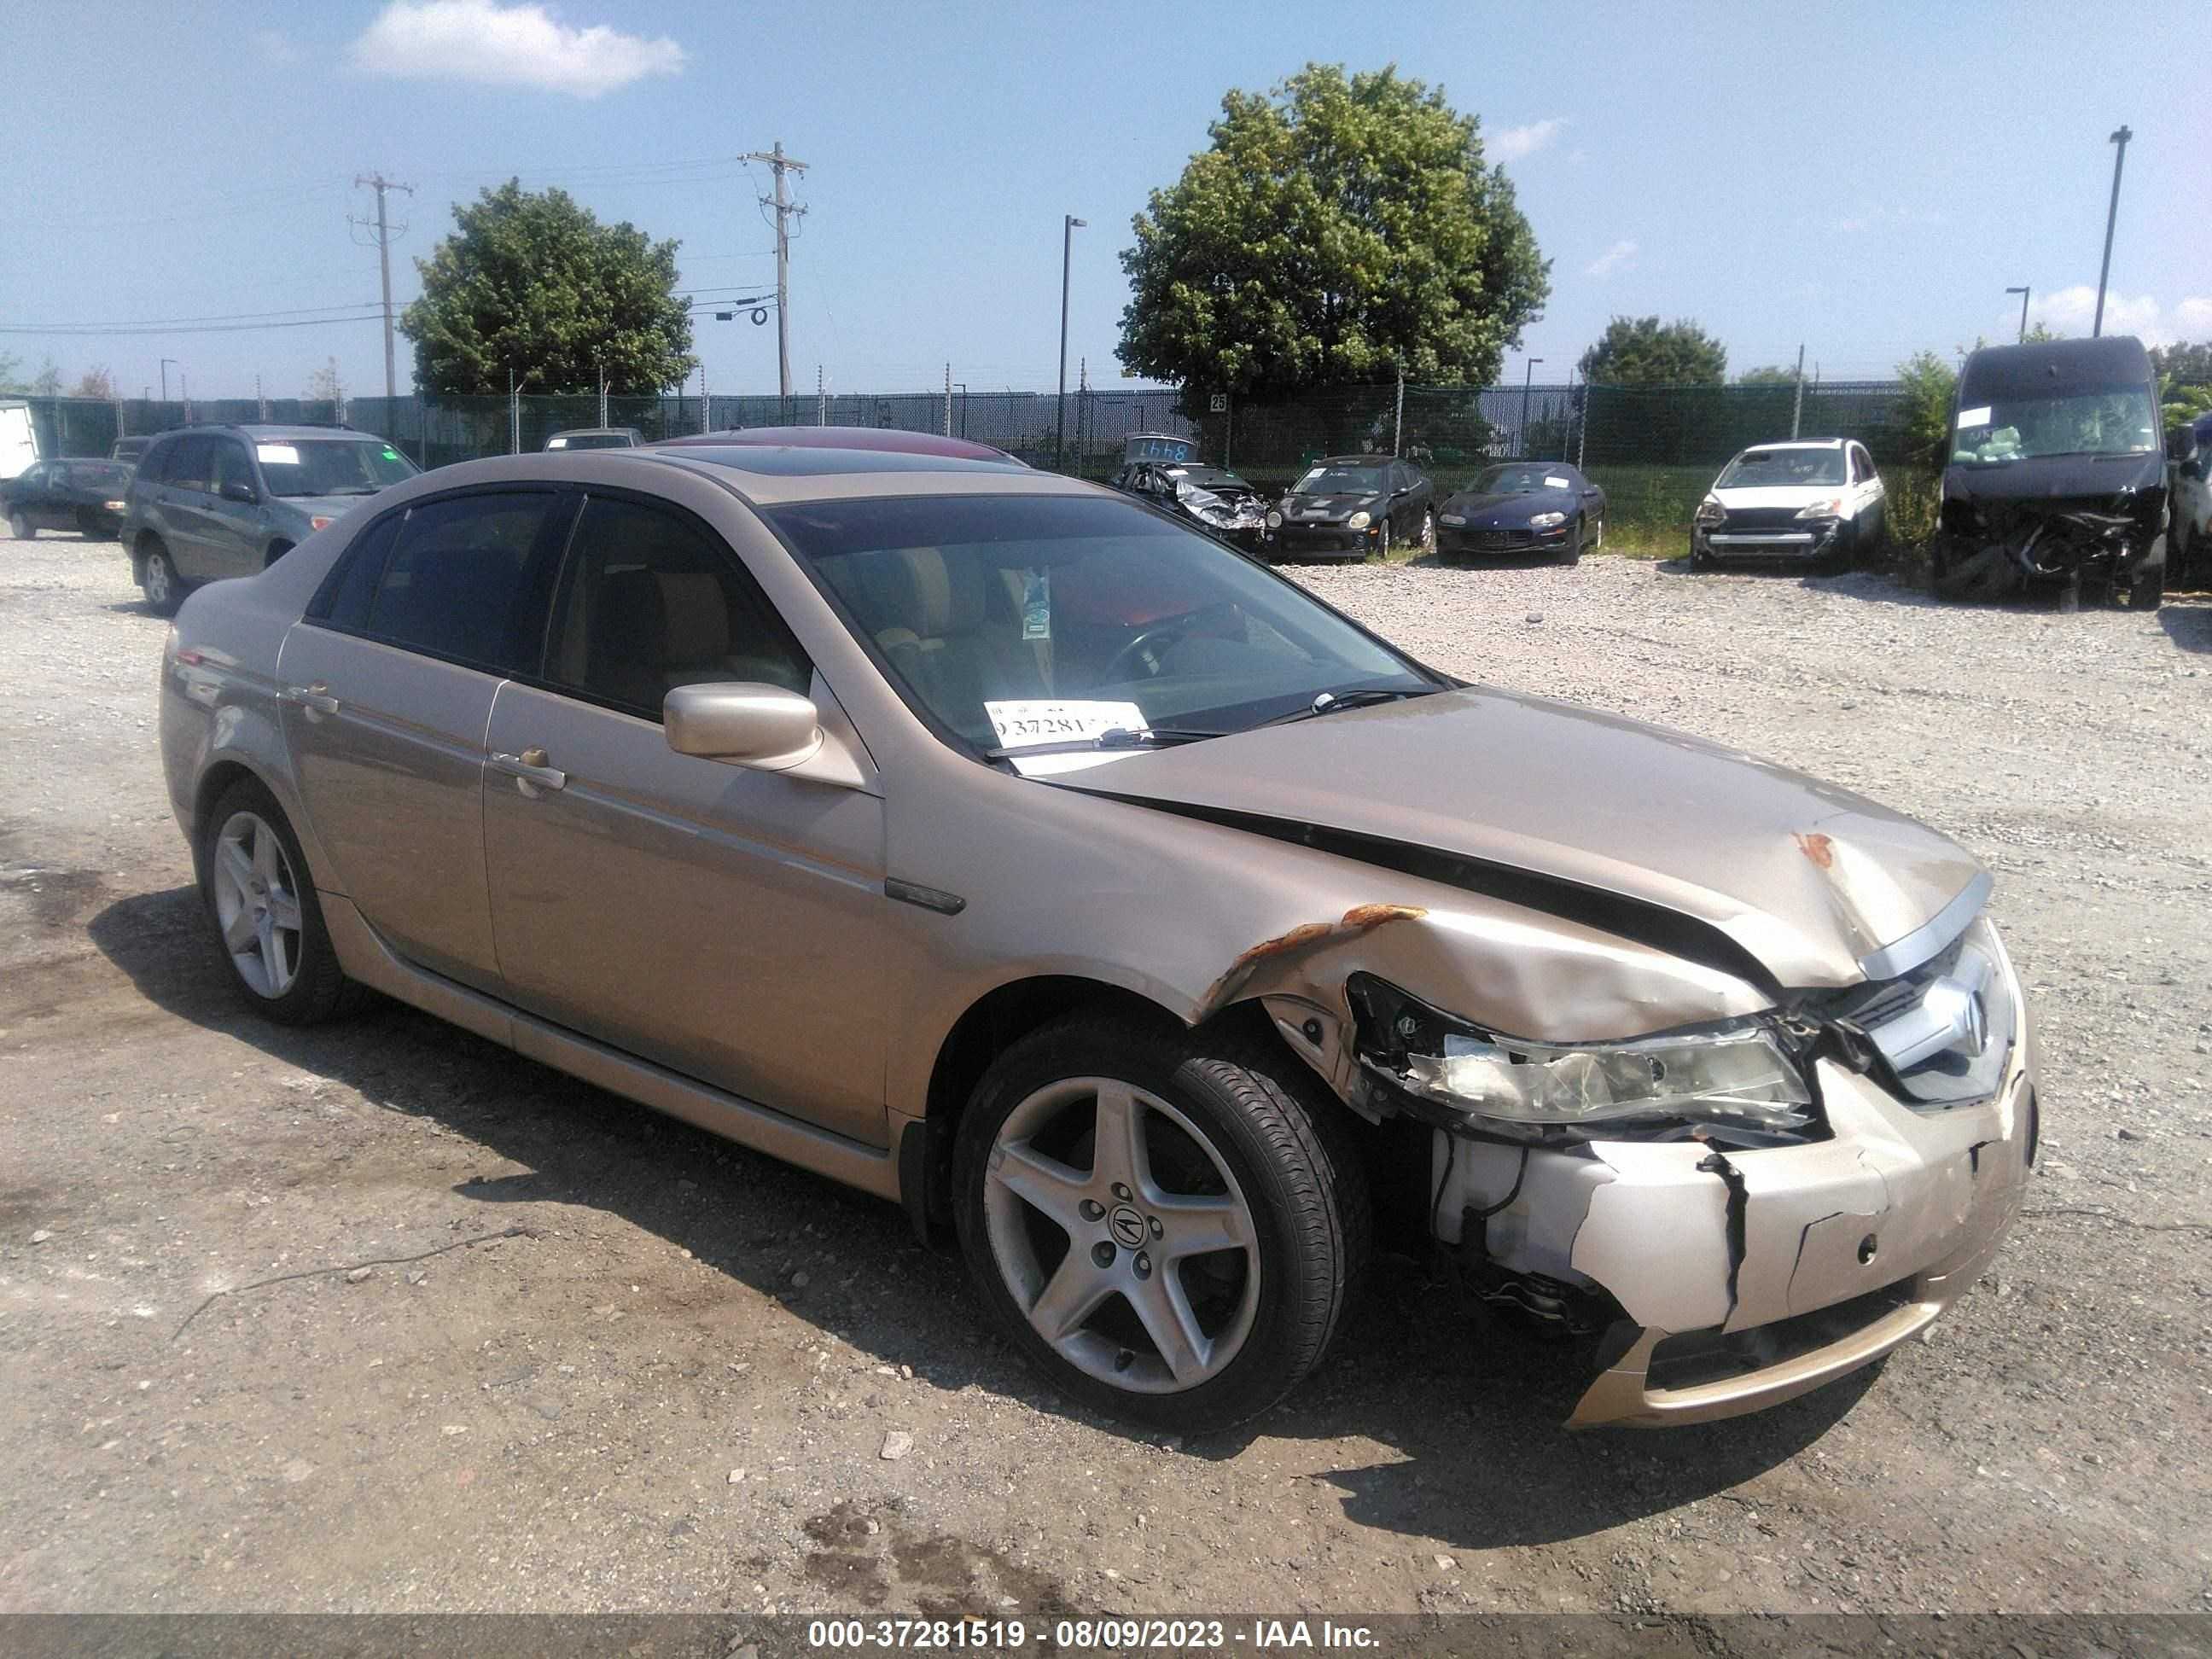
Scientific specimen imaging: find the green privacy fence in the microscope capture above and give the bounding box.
[28,378,1912,487]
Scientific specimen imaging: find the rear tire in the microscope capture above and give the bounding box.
[953,1013,1370,1434]
[141,544,181,615]
[198,775,358,1026]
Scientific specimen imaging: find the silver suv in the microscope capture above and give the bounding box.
[122,425,419,614]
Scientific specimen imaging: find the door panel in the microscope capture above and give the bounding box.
[276,625,507,991]
[482,679,892,1144]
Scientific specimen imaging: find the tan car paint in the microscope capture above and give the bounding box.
[158,448,2037,1428]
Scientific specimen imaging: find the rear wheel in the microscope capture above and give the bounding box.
[954,1014,1370,1433]
[1376,520,1391,561]
[199,775,357,1025]
[141,544,180,615]
[8,511,32,540]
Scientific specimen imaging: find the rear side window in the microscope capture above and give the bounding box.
[358,492,562,672]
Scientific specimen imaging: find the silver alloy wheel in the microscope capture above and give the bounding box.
[211,810,305,998]
[143,551,173,609]
[983,1076,1261,1394]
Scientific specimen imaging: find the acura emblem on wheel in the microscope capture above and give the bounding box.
[1109,1205,1147,1249]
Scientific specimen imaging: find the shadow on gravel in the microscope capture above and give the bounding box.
[2157,596,2212,653]
[87,882,1847,1548]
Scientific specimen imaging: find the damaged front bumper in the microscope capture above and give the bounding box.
[1426,949,2036,1428]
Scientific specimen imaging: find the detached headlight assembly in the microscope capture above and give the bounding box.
[1347,510,1372,530]
[1348,975,1815,1140]
[1529,511,1568,530]
[1694,495,1727,527]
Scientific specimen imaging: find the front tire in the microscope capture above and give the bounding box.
[1559,515,1584,565]
[953,1014,1370,1434]
[2127,561,2164,612]
[199,776,357,1026]
[9,511,32,540]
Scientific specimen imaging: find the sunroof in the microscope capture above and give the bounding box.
[665,445,1029,477]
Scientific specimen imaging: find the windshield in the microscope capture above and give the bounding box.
[1952,387,2159,464]
[1471,464,1566,495]
[1715,448,1845,488]
[1167,466,1248,492]
[254,439,417,498]
[1292,465,1387,496]
[549,432,634,450]
[766,493,1430,757]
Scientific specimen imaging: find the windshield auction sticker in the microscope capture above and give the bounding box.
[983,700,1149,751]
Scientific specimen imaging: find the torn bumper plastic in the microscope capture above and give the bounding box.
[1433,960,2036,1428]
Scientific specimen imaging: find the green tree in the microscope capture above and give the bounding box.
[1736,364,1799,386]
[1577,317,1727,386]
[401,180,695,396]
[1115,64,1550,415]
[1895,349,1958,472]
[31,357,62,397]
[0,351,24,394]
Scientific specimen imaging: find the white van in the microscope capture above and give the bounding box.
[0,400,39,481]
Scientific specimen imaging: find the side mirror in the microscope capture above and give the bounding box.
[220,480,258,504]
[664,682,824,771]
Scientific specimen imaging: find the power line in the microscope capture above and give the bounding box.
[0,300,381,329]
[0,315,383,338]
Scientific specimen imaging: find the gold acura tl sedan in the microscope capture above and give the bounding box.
[158,442,2038,1433]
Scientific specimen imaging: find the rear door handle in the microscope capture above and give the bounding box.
[490,747,568,794]
[279,682,340,718]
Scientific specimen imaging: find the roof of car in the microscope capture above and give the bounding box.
[547,427,642,437]
[657,425,1020,463]
[1738,438,1847,451]
[146,423,374,442]
[1313,454,1398,465]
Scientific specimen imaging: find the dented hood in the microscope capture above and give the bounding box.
[1077,688,1986,988]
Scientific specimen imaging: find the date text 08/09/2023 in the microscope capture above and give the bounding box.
[806,1618,1382,1649]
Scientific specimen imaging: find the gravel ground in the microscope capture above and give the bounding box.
[2,528,2209,1616]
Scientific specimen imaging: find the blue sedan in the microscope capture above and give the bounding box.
[1436,463,1607,564]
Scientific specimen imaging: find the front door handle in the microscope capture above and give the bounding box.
[490,747,568,795]
[280,682,340,719]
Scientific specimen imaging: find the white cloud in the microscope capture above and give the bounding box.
[1586,239,1638,278]
[1490,119,1568,163]
[2176,296,2212,337]
[2026,283,2183,345]
[349,0,685,98]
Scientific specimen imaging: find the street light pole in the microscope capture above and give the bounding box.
[2093,125,2132,338]
[1056,214,1086,472]
[2005,285,2030,344]
[1520,358,1543,457]
[160,358,178,404]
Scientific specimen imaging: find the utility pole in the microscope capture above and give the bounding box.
[2005,286,2031,344]
[742,143,808,403]
[1056,214,1086,471]
[597,356,608,428]
[256,373,267,422]
[2093,125,2131,338]
[818,364,826,427]
[1790,342,1806,439]
[1520,358,1543,457]
[944,363,952,437]
[1393,371,1405,457]
[352,172,414,404]
[160,358,178,403]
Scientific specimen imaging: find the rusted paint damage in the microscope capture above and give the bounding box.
[1196,903,1427,1020]
[1794,831,1836,870]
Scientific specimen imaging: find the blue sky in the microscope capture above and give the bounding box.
[5,0,2207,402]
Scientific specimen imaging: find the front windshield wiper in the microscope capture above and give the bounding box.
[987,725,1222,760]
[1261,686,1430,727]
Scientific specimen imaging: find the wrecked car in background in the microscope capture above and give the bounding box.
[158,444,2036,1435]
[1933,335,2168,609]
[1114,457,1270,549]
[1691,439,1886,573]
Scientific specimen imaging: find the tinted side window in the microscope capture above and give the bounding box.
[311,512,405,630]
[211,441,254,496]
[137,442,172,484]
[362,492,560,672]
[166,437,214,493]
[543,493,810,719]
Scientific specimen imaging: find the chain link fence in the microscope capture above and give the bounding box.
[25,380,1911,493]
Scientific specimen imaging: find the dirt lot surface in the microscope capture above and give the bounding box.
[3,527,2209,1617]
